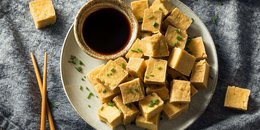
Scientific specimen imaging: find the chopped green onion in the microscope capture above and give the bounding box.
[86,87,90,91]
[138,18,143,23]
[75,66,83,73]
[68,60,76,64]
[111,68,116,73]
[80,86,83,91]
[131,49,139,53]
[81,78,85,81]
[148,99,159,107]
[101,106,104,111]
[176,35,182,41]
[145,76,149,79]
[102,89,107,93]
[150,74,155,77]
[137,48,143,53]
[108,102,115,107]
[121,63,126,69]
[152,22,159,27]
[87,92,94,99]
[148,15,154,19]
[70,55,76,60]
[176,29,181,33]
[88,105,91,108]
[158,67,163,70]
[79,60,84,65]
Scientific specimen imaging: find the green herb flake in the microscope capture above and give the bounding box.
[80,86,83,91]
[75,66,83,73]
[70,55,76,60]
[86,87,90,91]
[102,89,107,93]
[138,18,143,23]
[131,49,139,53]
[176,29,181,33]
[88,105,91,108]
[145,76,149,79]
[121,63,126,69]
[101,106,104,111]
[152,22,159,27]
[211,15,218,24]
[68,60,76,64]
[176,35,182,41]
[148,15,154,19]
[81,78,85,81]
[137,48,143,53]
[111,68,116,73]
[186,37,192,46]
[148,99,159,107]
[79,60,84,65]
[108,102,115,107]
[87,92,94,99]
[149,74,155,77]
[158,67,163,70]
[172,41,179,47]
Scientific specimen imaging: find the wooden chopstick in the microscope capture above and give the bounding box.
[41,52,48,130]
[30,53,55,130]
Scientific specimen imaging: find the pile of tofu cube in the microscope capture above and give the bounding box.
[87,0,210,129]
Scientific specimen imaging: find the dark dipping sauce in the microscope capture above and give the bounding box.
[82,8,131,55]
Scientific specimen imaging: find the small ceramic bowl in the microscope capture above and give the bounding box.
[74,0,138,60]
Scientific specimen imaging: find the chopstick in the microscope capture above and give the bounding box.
[41,52,47,130]
[30,52,55,130]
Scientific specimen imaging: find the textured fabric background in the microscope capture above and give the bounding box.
[0,0,259,130]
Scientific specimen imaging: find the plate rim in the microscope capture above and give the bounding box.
[60,0,219,129]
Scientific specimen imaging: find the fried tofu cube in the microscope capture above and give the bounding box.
[168,47,196,76]
[97,60,128,91]
[142,8,163,33]
[131,0,149,22]
[144,58,167,85]
[186,37,207,60]
[119,78,145,104]
[126,58,146,80]
[224,86,250,111]
[136,113,160,130]
[162,8,192,30]
[93,83,118,103]
[98,102,122,129]
[139,93,164,119]
[190,60,210,89]
[170,80,191,103]
[150,0,175,18]
[167,67,188,80]
[146,84,169,100]
[143,33,169,57]
[165,25,188,49]
[87,64,105,86]
[125,39,144,59]
[191,84,198,97]
[113,96,139,125]
[163,101,189,120]
[114,57,127,70]
[29,0,56,29]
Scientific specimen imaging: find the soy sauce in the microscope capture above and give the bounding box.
[82,8,131,55]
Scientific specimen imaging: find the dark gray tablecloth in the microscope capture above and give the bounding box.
[0,0,259,129]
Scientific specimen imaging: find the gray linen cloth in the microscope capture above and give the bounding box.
[0,0,259,129]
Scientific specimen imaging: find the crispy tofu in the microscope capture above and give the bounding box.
[29,0,56,29]
[119,78,145,104]
[94,83,118,103]
[190,60,210,89]
[163,101,189,120]
[136,113,160,130]
[146,84,169,100]
[165,25,188,49]
[125,39,144,59]
[114,57,127,70]
[97,60,128,91]
[139,93,164,119]
[113,96,139,125]
[142,8,163,33]
[186,37,207,60]
[143,33,169,57]
[87,64,105,86]
[98,102,122,129]
[150,0,175,18]
[131,0,149,22]
[168,47,196,76]
[162,8,192,30]
[167,67,188,80]
[126,58,146,80]
[224,86,250,111]
[144,58,167,85]
[169,80,191,103]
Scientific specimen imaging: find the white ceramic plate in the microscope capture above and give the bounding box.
[60,0,218,129]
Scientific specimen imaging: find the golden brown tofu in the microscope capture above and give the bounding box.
[186,37,207,60]
[165,25,188,49]
[139,93,164,119]
[190,84,198,97]
[114,57,127,70]
[146,84,169,100]
[29,0,56,29]
[224,86,250,111]
[126,58,146,80]
[125,39,144,59]
[190,60,210,89]
[98,102,122,129]
[167,67,188,80]
[169,80,191,103]
[144,58,167,85]
[143,33,169,57]
[162,8,192,30]
[163,101,189,120]
[131,0,149,22]
[150,0,175,18]
[142,8,163,33]
[113,96,139,125]
[136,113,160,130]
[119,78,145,104]
[94,83,118,103]
[97,60,128,91]
[87,64,105,86]
[168,47,196,76]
